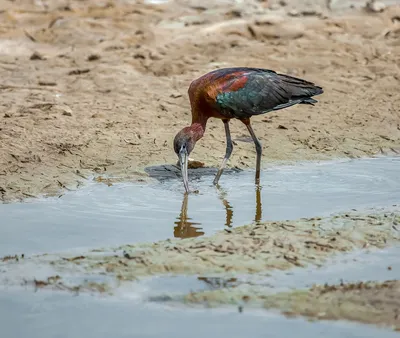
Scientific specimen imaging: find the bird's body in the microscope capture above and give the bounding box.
[173,67,323,193]
[188,67,322,121]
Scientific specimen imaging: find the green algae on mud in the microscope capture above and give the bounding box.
[1,207,399,291]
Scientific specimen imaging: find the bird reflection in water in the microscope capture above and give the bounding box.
[215,185,233,228]
[254,185,263,225]
[173,184,263,239]
[215,184,263,227]
[173,193,204,238]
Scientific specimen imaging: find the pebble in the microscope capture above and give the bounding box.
[254,14,284,26]
[288,8,322,17]
[288,9,299,17]
[30,51,46,60]
[269,3,281,11]
[366,0,386,13]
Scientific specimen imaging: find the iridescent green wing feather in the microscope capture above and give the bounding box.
[214,68,323,119]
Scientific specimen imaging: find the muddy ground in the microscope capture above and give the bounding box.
[0,0,400,202]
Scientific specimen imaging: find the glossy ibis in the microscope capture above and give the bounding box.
[173,67,323,193]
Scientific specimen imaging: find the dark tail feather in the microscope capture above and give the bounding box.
[273,97,318,111]
[277,73,324,98]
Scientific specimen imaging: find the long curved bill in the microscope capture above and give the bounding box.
[178,148,189,193]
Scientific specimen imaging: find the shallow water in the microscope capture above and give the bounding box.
[0,288,399,338]
[0,156,399,256]
[1,156,400,337]
[1,247,400,338]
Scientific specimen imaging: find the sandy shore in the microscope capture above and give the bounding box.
[0,0,399,202]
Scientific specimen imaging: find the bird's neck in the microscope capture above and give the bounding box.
[189,106,209,141]
[189,120,207,142]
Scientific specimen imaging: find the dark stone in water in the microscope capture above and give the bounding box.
[147,295,174,302]
[144,164,242,182]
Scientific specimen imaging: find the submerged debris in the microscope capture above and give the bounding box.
[1,254,24,262]
[23,275,111,294]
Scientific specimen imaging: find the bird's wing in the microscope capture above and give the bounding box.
[213,69,322,119]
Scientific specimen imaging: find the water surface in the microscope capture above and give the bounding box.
[1,156,399,338]
[0,156,399,256]
[0,288,399,338]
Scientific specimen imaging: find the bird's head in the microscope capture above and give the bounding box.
[173,127,197,193]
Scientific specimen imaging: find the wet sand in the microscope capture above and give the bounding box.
[0,0,400,202]
[182,280,400,331]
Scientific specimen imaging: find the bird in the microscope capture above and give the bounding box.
[173,67,323,193]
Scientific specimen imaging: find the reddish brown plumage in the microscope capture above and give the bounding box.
[188,69,250,124]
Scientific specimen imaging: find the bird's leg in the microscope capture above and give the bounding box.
[213,119,233,185]
[242,119,262,185]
